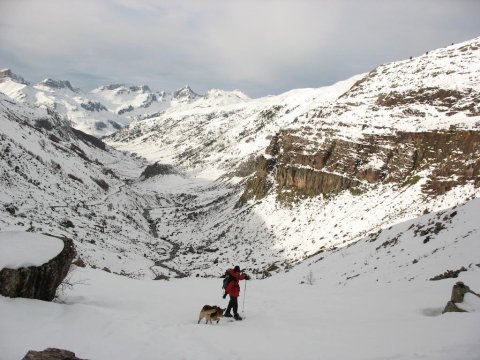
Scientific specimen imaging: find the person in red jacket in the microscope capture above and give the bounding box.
[224,265,250,320]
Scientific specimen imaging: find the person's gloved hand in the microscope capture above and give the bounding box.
[222,292,227,299]
[244,274,251,280]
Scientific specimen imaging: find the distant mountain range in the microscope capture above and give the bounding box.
[0,69,249,137]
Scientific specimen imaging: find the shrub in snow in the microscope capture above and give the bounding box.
[301,269,316,285]
[38,139,46,150]
[5,204,17,215]
[60,219,75,228]
[50,160,61,172]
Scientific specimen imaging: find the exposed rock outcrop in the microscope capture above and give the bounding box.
[442,301,467,313]
[376,87,480,117]
[0,235,76,301]
[70,128,106,151]
[239,130,480,203]
[22,348,85,360]
[442,281,480,314]
[80,100,107,112]
[429,267,467,281]
[173,85,200,102]
[140,162,179,179]
[39,78,75,92]
[449,281,477,303]
[0,69,29,85]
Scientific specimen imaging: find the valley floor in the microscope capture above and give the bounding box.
[1,266,479,360]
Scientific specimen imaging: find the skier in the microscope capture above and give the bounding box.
[223,265,250,320]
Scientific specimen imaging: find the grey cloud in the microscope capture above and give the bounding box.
[0,0,479,97]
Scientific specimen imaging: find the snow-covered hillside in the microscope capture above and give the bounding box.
[290,37,480,142]
[107,76,358,172]
[0,92,179,277]
[102,36,480,278]
[108,37,480,174]
[1,199,479,359]
[0,36,479,279]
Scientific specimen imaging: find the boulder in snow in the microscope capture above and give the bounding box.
[22,347,85,360]
[0,232,76,301]
[442,301,467,314]
[442,281,480,314]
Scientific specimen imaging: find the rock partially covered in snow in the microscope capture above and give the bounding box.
[172,85,200,103]
[140,162,179,179]
[0,232,76,301]
[0,69,29,85]
[22,348,86,360]
[37,78,75,92]
[442,281,480,314]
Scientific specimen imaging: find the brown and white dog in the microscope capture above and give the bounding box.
[197,305,225,324]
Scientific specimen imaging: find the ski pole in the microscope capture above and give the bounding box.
[242,279,247,314]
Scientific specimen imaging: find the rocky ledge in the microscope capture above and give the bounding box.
[239,129,480,203]
[0,235,76,301]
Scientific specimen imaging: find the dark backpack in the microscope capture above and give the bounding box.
[222,270,234,290]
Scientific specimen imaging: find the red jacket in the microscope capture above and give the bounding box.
[225,268,246,298]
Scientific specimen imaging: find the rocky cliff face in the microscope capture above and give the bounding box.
[0,69,29,85]
[0,235,76,301]
[240,129,480,203]
[238,38,480,204]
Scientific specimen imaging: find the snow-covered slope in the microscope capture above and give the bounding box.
[107,76,359,173]
[0,92,179,277]
[291,37,480,141]
[1,199,479,360]
[101,37,480,278]
[107,37,480,176]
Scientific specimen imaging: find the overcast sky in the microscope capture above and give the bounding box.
[1,0,479,97]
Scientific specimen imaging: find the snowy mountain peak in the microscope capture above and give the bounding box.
[38,78,75,92]
[0,68,29,85]
[204,88,249,100]
[93,84,152,96]
[172,85,200,102]
[95,84,124,91]
[129,85,151,93]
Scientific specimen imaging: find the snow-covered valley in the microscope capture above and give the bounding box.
[1,36,480,359]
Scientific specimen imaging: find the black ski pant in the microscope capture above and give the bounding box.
[226,295,238,315]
